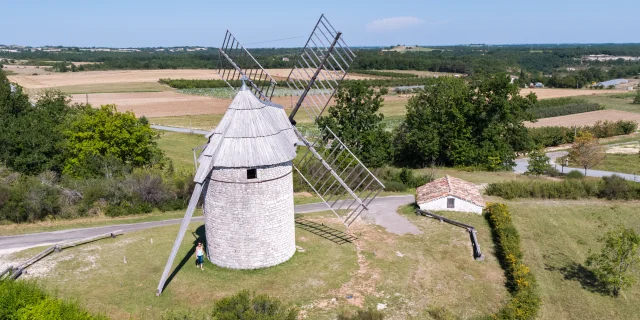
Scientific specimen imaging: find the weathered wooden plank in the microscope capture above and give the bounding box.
[0,265,13,279]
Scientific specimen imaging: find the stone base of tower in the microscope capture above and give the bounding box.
[203,163,296,269]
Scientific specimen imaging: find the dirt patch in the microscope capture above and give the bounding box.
[526,110,640,128]
[520,88,628,99]
[606,143,640,154]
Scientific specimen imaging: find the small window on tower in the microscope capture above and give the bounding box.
[247,168,257,179]
[447,198,455,208]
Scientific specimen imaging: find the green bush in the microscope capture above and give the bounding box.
[484,203,540,320]
[487,175,640,201]
[485,179,601,200]
[211,290,297,320]
[0,279,105,320]
[600,175,634,200]
[531,102,603,119]
[337,308,385,320]
[374,167,435,190]
[565,170,584,179]
[383,181,407,192]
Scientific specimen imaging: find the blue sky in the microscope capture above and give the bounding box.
[2,0,638,48]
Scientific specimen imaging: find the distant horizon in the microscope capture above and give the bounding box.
[3,42,640,50]
[2,0,638,49]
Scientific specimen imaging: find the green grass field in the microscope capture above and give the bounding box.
[506,200,640,319]
[26,82,170,96]
[582,93,640,114]
[6,208,508,319]
[155,130,208,173]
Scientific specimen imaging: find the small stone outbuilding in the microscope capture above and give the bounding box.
[416,175,485,214]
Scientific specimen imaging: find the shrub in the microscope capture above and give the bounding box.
[484,203,540,320]
[383,181,407,192]
[565,170,584,179]
[485,179,601,200]
[0,279,105,320]
[337,308,385,320]
[211,290,297,320]
[600,175,633,200]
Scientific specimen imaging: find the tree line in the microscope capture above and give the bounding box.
[319,74,536,171]
[0,70,193,223]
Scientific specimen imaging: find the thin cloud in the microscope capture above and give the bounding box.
[366,16,424,32]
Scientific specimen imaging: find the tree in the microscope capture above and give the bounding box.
[0,72,71,175]
[63,104,164,178]
[526,149,550,176]
[394,74,536,170]
[569,131,604,175]
[633,90,640,105]
[586,226,640,297]
[317,82,392,167]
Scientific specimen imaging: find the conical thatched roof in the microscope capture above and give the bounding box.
[194,89,297,182]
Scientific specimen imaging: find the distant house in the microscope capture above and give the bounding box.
[416,176,485,214]
[282,57,290,62]
[535,82,544,88]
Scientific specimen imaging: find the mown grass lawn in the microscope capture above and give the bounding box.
[5,209,508,319]
[506,200,640,320]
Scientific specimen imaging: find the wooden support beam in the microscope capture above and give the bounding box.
[417,209,484,261]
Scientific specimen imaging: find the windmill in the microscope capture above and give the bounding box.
[156,14,385,295]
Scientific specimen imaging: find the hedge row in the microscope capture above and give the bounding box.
[485,179,601,200]
[0,279,106,319]
[528,120,637,148]
[531,102,603,119]
[484,203,540,319]
[159,78,274,89]
[486,175,640,200]
[351,70,418,78]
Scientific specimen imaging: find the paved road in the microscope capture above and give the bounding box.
[514,151,640,181]
[151,125,208,135]
[0,195,416,254]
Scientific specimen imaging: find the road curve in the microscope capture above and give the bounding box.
[0,195,415,254]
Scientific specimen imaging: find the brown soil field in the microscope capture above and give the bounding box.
[520,88,628,99]
[526,110,640,128]
[8,69,222,89]
[71,92,297,118]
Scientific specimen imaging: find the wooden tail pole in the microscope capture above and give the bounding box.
[156,183,203,296]
[417,209,484,261]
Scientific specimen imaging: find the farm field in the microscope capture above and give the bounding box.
[520,88,629,100]
[505,200,640,320]
[525,110,640,128]
[1,209,508,319]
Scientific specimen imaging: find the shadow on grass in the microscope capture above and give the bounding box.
[544,260,609,295]
[162,224,207,292]
[295,218,357,245]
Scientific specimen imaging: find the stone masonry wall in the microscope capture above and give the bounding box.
[203,162,295,269]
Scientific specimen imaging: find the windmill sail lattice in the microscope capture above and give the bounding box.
[286,14,356,124]
[217,31,278,101]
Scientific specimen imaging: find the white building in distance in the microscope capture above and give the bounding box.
[416,175,485,214]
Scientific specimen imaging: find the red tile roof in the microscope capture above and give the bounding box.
[416,175,485,207]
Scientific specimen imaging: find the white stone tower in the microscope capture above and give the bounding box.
[199,85,298,269]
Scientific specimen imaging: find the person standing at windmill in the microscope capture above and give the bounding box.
[195,242,205,270]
